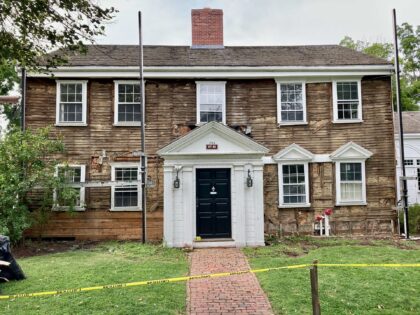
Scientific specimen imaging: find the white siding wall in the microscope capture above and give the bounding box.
[395,136,420,205]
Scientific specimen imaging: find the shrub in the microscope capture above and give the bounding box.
[0,127,77,242]
[399,204,420,235]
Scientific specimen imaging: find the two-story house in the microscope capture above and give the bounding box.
[25,8,396,247]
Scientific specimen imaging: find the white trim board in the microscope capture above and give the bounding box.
[28,65,393,79]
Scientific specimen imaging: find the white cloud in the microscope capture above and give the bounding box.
[97,0,420,46]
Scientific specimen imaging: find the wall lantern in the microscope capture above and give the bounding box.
[246,169,253,187]
[173,167,181,189]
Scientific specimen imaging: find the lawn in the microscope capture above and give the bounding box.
[244,237,420,315]
[0,242,188,315]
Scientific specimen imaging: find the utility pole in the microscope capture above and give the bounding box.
[138,11,147,243]
[393,8,409,239]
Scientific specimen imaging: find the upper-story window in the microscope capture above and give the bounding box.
[196,81,226,124]
[277,81,307,125]
[332,80,362,123]
[114,81,141,126]
[56,80,87,126]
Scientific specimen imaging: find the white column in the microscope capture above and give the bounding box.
[252,164,265,246]
[163,165,174,247]
[182,166,194,247]
[233,164,246,246]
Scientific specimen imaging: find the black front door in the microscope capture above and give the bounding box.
[196,168,231,239]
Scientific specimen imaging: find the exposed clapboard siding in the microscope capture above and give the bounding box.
[24,76,395,239]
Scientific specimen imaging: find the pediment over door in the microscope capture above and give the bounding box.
[157,122,269,157]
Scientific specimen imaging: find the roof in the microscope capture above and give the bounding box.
[394,111,420,134]
[47,45,390,67]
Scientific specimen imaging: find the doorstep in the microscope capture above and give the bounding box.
[192,238,237,248]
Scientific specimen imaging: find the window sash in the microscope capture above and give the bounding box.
[111,165,141,210]
[278,82,306,123]
[333,80,362,122]
[279,163,309,206]
[56,81,87,124]
[336,162,366,204]
[54,165,86,210]
[196,82,226,124]
[116,83,141,123]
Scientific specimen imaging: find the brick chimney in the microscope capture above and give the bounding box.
[191,8,224,48]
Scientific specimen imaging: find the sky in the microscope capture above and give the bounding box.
[97,0,420,46]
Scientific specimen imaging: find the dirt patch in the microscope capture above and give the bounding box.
[11,240,99,258]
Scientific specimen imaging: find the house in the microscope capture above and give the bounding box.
[25,8,397,247]
[395,112,420,205]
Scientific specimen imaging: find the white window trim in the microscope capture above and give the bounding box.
[113,80,142,127]
[195,81,227,125]
[276,80,307,125]
[278,162,311,208]
[55,80,88,126]
[335,160,367,206]
[53,164,86,211]
[332,79,363,123]
[110,163,142,211]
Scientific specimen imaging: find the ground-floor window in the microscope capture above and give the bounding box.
[54,165,86,210]
[278,163,310,207]
[335,161,366,205]
[111,164,141,211]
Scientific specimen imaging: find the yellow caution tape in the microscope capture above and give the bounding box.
[0,263,419,300]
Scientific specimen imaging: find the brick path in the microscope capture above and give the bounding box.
[187,248,273,315]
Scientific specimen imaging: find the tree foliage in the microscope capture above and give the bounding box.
[0,0,116,72]
[0,128,78,242]
[340,24,420,111]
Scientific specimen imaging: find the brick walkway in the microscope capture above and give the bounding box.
[187,248,273,315]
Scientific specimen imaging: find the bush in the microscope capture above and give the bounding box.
[399,204,420,235]
[0,128,77,242]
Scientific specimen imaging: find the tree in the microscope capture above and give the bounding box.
[0,128,78,242]
[340,26,420,111]
[1,1,116,130]
[0,0,116,72]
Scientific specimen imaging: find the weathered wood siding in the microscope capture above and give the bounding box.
[25,76,395,240]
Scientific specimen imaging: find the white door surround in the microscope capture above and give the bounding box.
[157,122,269,248]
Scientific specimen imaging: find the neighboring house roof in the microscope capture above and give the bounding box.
[394,112,420,134]
[47,45,390,67]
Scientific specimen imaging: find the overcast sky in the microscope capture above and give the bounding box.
[97,0,420,46]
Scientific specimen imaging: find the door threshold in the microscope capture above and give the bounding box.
[195,238,233,242]
[193,238,236,248]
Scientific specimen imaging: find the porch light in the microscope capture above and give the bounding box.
[247,169,253,187]
[174,168,180,189]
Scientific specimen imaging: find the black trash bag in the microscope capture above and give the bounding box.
[0,236,25,282]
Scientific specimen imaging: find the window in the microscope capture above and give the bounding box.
[277,82,306,124]
[54,165,86,211]
[56,81,87,125]
[196,81,226,124]
[280,164,309,205]
[114,81,141,125]
[418,168,420,191]
[417,159,420,166]
[336,162,366,205]
[404,159,414,166]
[333,80,362,123]
[111,164,141,211]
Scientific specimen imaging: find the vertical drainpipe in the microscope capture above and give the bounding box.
[20,68,26,131]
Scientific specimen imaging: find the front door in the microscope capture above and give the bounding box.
[196,168,231,239]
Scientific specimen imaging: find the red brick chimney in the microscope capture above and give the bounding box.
[191,8,224,48]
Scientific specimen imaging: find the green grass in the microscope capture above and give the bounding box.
[0,242,188,315]
[244,237,420,315]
